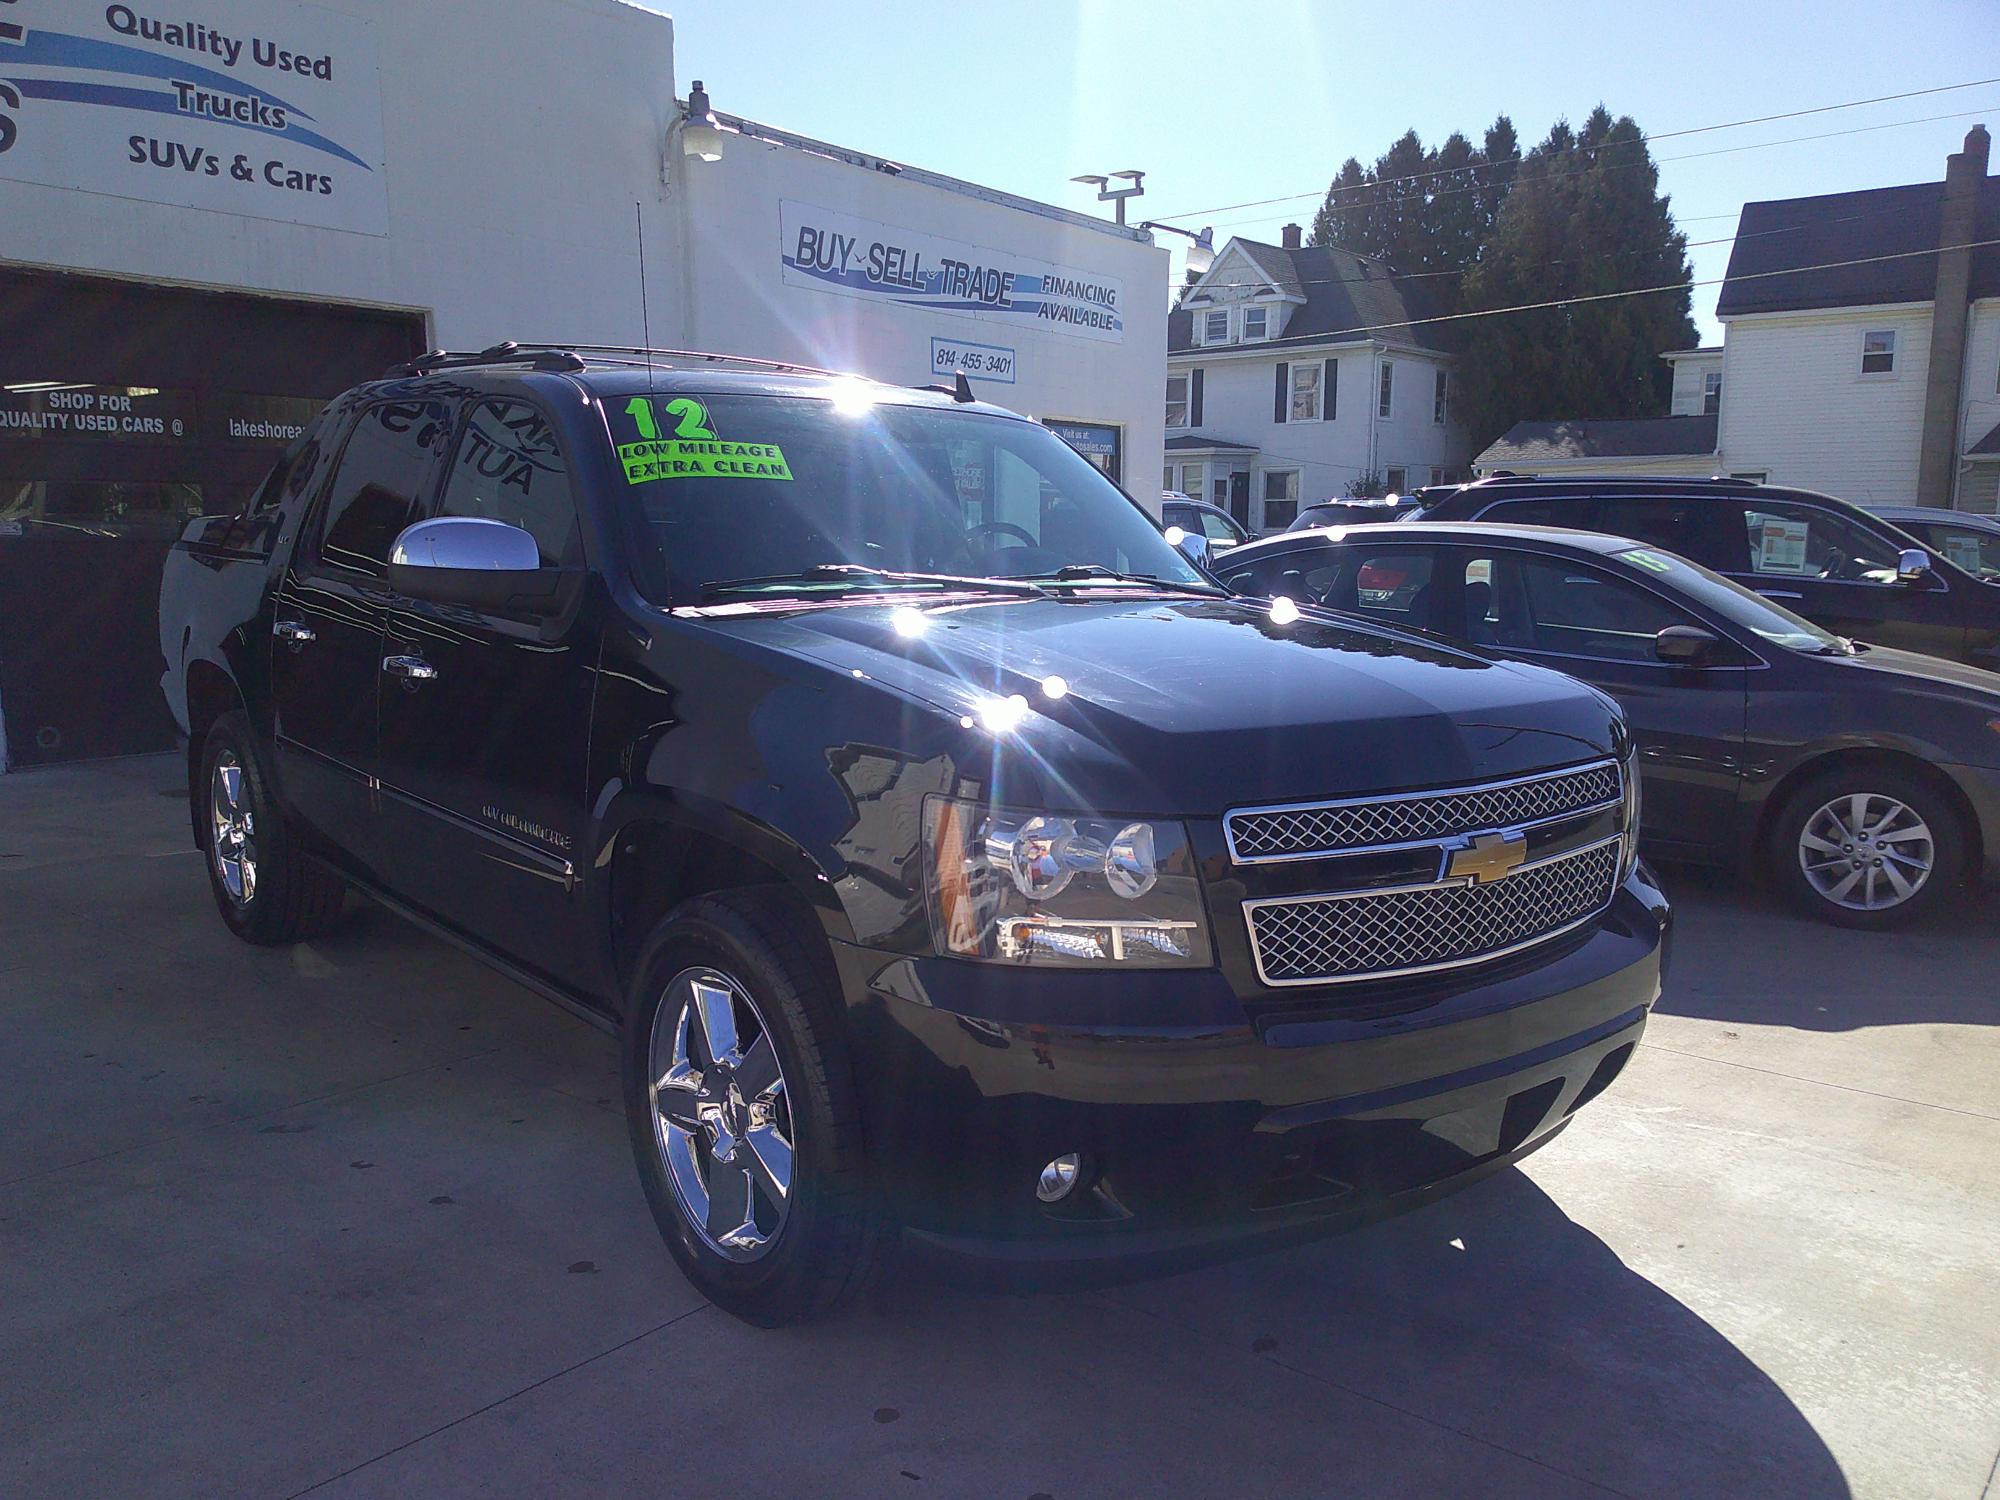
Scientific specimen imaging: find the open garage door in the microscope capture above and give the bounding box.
[0,269,425,768]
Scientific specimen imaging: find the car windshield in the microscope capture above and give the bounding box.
[1613,545,1851,653]
[612,393,1208,603]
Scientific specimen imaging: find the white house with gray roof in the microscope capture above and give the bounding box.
[1476,126,2000,513]
[1165,227,1471,532]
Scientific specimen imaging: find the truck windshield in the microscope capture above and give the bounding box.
[1613,546,1853,654]
[609,393,1208,604]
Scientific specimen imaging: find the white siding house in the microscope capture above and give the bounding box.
[1715,305,1935,501]
[1474,126,2000,512]
[1165,231,1469,531]
[1663,348,1724,416]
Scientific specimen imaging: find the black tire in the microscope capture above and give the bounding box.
[621,889,886,1326]
[1767,764,1966,930]
[198,711,346,945]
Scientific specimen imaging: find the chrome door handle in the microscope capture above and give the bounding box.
[1755,589,1804,601]
[273,619,316,643]
[381,654,437,681]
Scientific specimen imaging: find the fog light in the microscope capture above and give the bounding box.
[1035,1153,1084,1203]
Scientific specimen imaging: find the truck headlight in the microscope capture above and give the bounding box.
[1619,744,1643,883]
[923,798,1212,967]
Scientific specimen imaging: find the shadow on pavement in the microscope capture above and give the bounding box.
[877,1165,1850,1499]
[1649,859,1999,1030]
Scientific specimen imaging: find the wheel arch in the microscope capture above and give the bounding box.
[182,659,246,847]
[593,792,856,1011]
[1750,745,1984,877]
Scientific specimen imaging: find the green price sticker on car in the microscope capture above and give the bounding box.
[619,397,792,484]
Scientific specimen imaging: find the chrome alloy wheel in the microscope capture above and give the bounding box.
[209,749,258,905]
[649,967,794,1262]
[1798,792,1935,912]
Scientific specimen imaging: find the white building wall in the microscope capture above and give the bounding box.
[1959,300,2000,486]
[0,0,685,349]
[1666,351,1723,416]
[677,132,1167,507]
[1717,305,1934,503]
[1168,344,1466,525]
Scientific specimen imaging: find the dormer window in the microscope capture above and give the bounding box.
[1242,307,1268,341]
[1203,310,1229,345]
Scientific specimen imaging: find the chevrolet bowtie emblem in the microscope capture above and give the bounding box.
[1447,831,1528,884]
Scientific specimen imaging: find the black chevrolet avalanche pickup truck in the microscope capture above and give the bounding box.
[160,345,1669,1325]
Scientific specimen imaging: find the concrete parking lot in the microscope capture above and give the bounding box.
[2,755,1995,1499]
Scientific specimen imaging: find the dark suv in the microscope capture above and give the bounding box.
[1417,476,2000,671]
[160,345,1667,1325]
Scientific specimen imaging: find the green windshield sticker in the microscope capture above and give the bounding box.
[1625,549,1674,574]
[618,396,792,484]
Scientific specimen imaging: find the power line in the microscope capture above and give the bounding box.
[1191,100,1996,237]
[1151,84,1998,223]
[1181,190,1978,295]
[1273,237,2000,344]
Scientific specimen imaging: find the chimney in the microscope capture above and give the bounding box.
[1916,123,1990,506]
[1281,223,1302,250]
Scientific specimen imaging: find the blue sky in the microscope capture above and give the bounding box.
[649,0,2000,343]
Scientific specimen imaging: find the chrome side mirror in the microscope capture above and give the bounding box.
[1164,525,1211,568]
[1654,624,1719,665]
[1896,547,1933,585]
[387,517,562,611]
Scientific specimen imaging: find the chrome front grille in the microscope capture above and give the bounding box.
[1226,761,1622,864]
[1244,837,1622,987]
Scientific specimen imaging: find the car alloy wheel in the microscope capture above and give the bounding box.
[1797,791,1934,912]
[209,748,259,905]
[648,965,794,1262]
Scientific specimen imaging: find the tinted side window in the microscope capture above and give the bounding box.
[1483,497,1592,528]
[315,400,451,575]
[1335,550,1436,623]
[1907,521,2000,579]
[1221,549,1349,607]
[1505,554,1695,662]
[1594,497,1728,569]
[436,399,579,566]
[1735,501,1900,583]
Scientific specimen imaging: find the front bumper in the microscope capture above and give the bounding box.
[832,868,1669,1258]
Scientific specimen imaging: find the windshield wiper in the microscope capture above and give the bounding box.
[697,564,1048,601]
[1028,564,1226,597]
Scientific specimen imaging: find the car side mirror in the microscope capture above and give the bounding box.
[387,517,567,612]
[1164,525,1211,568]
[1896,547,1933,585]
[1654,624,1719,665]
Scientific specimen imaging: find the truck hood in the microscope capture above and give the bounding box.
[701,593,1622,813]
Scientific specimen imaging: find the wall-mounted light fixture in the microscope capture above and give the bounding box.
[1138,221,1216,275]
[682,79,725,161]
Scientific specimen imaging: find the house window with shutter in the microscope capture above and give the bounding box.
[1860,330,1897,376]
[1204,310,1230,345]
[1242,306,1268,341]
[1165,374,1189,428]
[1290,363,1322,422]
[1378,361,1395,418]
[1703,371,1722,414]
[1385,466,1408,495]
[1433,369,1450,425]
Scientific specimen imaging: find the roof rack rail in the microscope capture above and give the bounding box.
[532,342,854,378]
[384,342,857,381]
[386,342,587,377]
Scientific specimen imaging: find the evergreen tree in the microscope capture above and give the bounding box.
[1456,108,1696,449]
